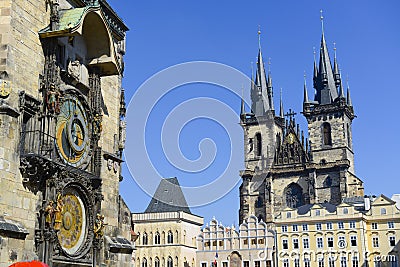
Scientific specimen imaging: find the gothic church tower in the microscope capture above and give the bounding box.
[239,24,364,223]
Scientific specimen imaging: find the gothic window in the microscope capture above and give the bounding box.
[167,230,174,244]
[143,232,148,245]
[167,257,173,267]
[322,123,332,146]
[255,133,262,157]
[142,258,148,267]
[155,231,161,244]
[285,183,304,208]
[155,257,160,267]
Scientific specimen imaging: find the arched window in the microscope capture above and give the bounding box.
[255,133,262,157]
[381,208,387,215]
[155,231,161,244]
[322,123,332,146]
[343,208,349,214]
[155,257,160,267]
[167,257,173,267]
[285,183,304,208]
[167,231,174,244]
[143,232,148,245]
[142,258,148,267]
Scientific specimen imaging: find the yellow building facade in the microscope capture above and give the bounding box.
[275,196,400,267]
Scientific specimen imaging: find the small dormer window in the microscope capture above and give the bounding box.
[381,208,387,215]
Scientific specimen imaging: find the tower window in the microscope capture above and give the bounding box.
[285,183,304,208]
[255,133,262,157]
[322,123,332,146]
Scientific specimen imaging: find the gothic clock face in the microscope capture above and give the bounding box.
[57,192,87,255]
[56,95,89,167]
[287,133,295,144]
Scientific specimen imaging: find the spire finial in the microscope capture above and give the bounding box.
[258,25,261,49]
[333,42,337,58]
[320,9,324,34]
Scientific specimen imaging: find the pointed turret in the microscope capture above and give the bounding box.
[313,13,338,105]
[303,79,309,104]
[338,79,345,99]
[333,43,341,87]
[251,30,272,116]
[313,48,318,89]
[347,84,352,106]
[267,62,274,111]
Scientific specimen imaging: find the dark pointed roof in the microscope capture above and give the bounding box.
[251,49,272,116]
[314,33,338,104]
[145,177,191,214]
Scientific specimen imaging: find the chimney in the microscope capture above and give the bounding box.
[364,195,371,211]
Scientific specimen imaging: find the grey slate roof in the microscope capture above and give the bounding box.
[145,177,191,214]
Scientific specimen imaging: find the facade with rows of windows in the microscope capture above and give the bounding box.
[196,216,275,267]
[275,195,400,267]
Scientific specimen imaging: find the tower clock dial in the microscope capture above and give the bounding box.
[286,133,295,144]
[55,95,90,167]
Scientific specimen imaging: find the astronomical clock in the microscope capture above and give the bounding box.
[18,1,129,266]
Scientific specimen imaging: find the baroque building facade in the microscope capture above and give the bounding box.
[239,24,364,223]
[132,178,204,267]
[0,0,132,266]
[274,195,400,267]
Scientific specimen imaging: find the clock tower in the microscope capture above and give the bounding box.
[0,1,132,266]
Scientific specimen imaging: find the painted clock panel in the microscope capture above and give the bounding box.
[55,95,89,167]
[58,193,87,255]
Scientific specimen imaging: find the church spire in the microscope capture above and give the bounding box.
[251,28,272,116]
[313,10,338,105]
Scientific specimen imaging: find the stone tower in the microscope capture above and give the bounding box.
[0,1,132,266]
[239,27,364,223]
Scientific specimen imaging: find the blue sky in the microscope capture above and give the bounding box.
[108,0,400,226]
